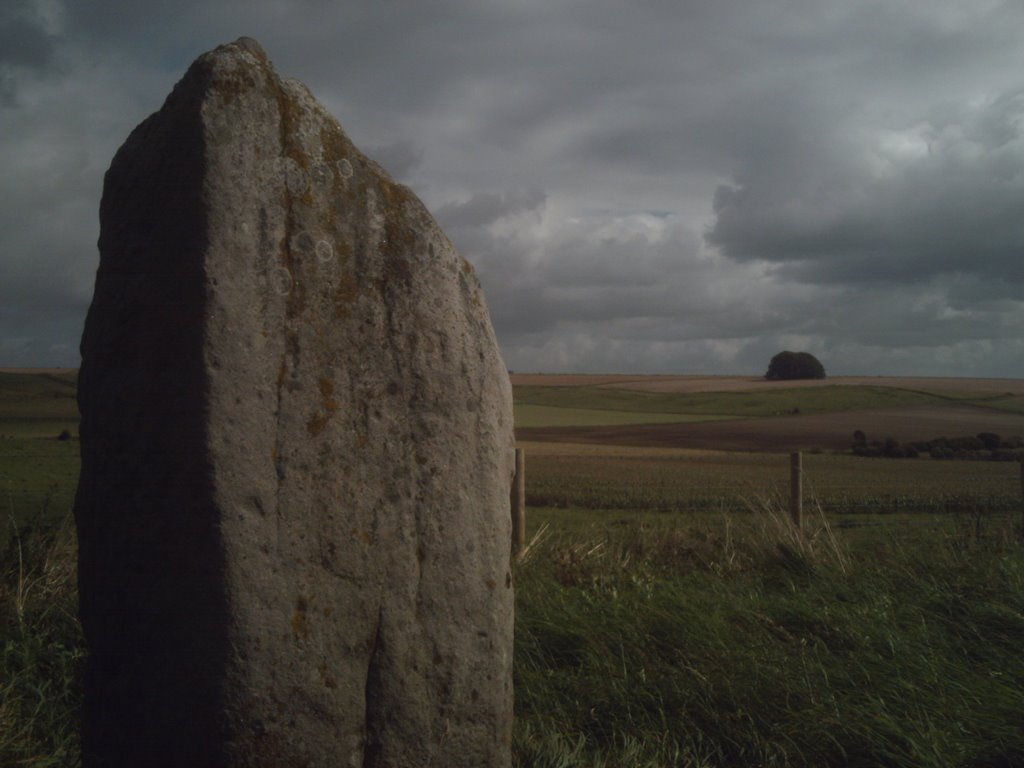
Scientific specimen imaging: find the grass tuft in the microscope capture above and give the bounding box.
[1,513,84,768]
[513,502,1024,767]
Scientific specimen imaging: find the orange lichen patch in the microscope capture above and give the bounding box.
[319,123,353,169]
[306,413,327,435]
[333,274,358,318]
[319,378,339,414]
[380,183,419,256]
[291,596,309,640]
[281,252,307,321]
[333,238,354,262]
[318,662,338,689]
[273,86,310,170]
[353,529,372,546]
[319,122,361,215]
[306,412,328,436]
[379,177,416,214]
[307,378,339,436]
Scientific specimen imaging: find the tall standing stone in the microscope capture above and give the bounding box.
[74,37,515,767]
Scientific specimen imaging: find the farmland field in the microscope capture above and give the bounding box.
[511,372,1024,397]
[513,375,1024,450]
[509,374,1024,766]
[0,369,79,439]
[3,370,1024,766]
[514,373,1024,513]
[514,404,729,428]
[0,371,80,551]
[519,440,1020,514]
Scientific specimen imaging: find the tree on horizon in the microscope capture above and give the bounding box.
[765,351,826,380]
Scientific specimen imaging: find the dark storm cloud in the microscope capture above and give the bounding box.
[0,2,59,69]
[0,0,62,104]
[3,0,1024,375]
[708,87,1024,290]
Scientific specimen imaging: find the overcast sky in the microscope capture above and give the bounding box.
[3,0,1023,377]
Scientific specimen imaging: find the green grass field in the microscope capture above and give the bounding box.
[0,372,81,552]
[0,371,79,439]
[1,439,80,551]
[514,505,1024,767]
[3,371,1024,766]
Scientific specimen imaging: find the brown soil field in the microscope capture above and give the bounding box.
[511,373,1024,397]
[512,374,688,388]
[517,405,1024,453]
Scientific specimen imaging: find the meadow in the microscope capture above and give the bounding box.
[2,370,1024,766]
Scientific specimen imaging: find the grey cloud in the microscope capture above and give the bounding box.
[4,0,1024,376]
[0,76,15,106]
[450,197,785,346]
[0,0,62,104]
[367,140,424,182]
[0,2,59,70]
[435,189,546,229]
[708,85,1024,294]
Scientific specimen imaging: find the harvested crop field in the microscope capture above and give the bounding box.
[518,405,1024,452]
[511,373,1024,397]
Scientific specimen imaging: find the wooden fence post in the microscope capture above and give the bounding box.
[511,448,526,558]
[790,451,803,529]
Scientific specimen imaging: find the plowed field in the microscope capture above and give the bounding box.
[510,373,1024,396]
[514,374,1024,452]
[518,405,1024,452]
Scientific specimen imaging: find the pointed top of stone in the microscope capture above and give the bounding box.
[226,35,267,59]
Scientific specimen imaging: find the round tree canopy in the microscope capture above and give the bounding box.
[765,351,826,380]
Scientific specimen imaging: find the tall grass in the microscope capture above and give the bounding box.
[1,513,83,767]
[513,504,1024,767]
[4,502,1023,767]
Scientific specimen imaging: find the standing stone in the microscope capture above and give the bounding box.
[74,37,515,768]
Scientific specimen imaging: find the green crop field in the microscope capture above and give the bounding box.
[3,370,1024,766]
[0,372,81,551]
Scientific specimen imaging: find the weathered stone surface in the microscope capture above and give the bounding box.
[74,37,514,768]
